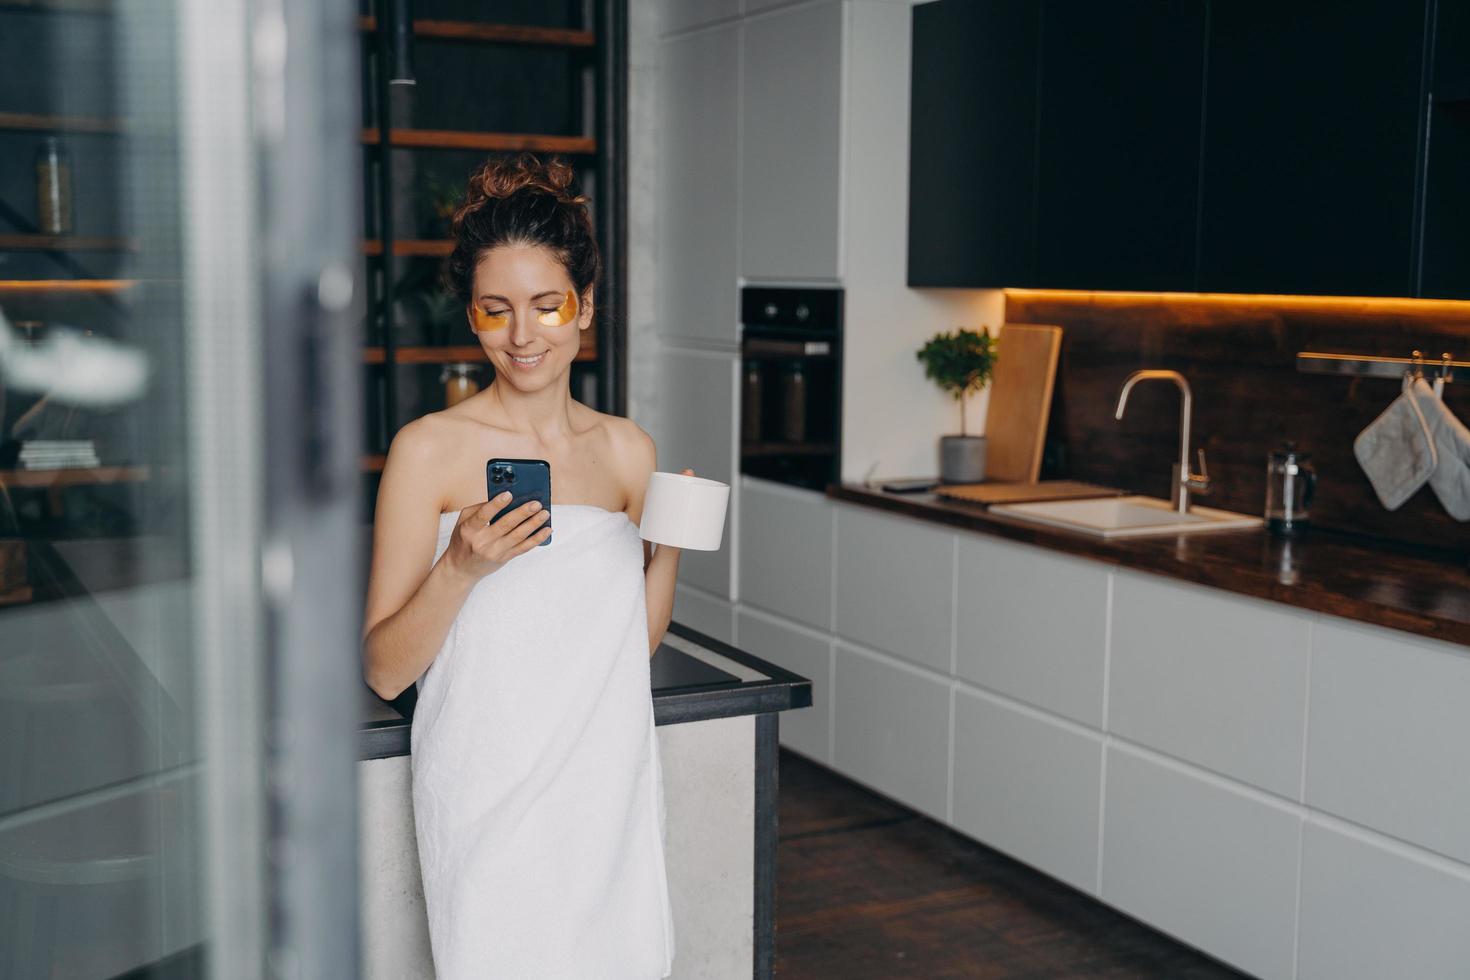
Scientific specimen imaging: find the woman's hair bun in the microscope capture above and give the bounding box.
[459,152,587,214]
[442,151,601,306]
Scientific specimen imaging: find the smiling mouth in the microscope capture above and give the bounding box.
[509,351,547,366]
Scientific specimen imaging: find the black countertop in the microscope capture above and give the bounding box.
[359,621,813,760]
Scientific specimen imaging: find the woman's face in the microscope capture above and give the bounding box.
[467,243,593,390]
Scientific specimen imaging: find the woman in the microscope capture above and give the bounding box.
[361,153,680,978]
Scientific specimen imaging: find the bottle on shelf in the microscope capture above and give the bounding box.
[35,137,73,236]
[780,360,806,443]
[440,363,479,407]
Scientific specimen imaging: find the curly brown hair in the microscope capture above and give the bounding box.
[441,153,601,309]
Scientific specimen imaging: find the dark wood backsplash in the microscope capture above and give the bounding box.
[1005,290,1470,556]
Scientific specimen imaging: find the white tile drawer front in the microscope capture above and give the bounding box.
[955,535,1109,728]
[1306,618,1470,864]
[832,641,950,822]
[1297,819,1470,980]
[833,505,955,673]
[1101,746,1300,980]
[673,585,734,644]
[660,348,736,597]
[736,608,831,763]
[738,478,833,630]
[1108,572,1310,798]
[952,689,1103,893]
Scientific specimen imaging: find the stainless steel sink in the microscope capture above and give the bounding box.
[989,495,1263,539]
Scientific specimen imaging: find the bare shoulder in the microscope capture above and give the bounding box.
[380,410,468,509]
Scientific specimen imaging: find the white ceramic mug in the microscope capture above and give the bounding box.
[638,472,730,550]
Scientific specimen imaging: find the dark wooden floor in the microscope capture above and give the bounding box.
[774,749,1249,979]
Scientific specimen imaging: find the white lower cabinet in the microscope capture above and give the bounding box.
[737,477,833,631]
[1297,818,1470,980]
[952,689,1103,893]
[955,535,1109,728]
[735,607,831,763]
[658,347,737,597]
[832,640,950,822]
[1306,618,1470,865]
[1101,745,1300,980]
[833,505,955,674]
[673,585,734,644]
[1108,572,1310,799]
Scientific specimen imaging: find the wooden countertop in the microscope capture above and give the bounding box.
[828,482,1470,649]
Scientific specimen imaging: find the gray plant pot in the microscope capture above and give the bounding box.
[940,435,987,484]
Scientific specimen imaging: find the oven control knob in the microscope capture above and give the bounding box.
[795,303,810,321]
[763,303,778,319]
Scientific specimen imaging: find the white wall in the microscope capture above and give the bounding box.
[627,0,1005,485]
[837,1,1003,482]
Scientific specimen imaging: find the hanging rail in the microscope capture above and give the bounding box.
[1296,350,1465,383]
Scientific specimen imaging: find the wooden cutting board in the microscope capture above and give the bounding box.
[934,480,1122,506]
[984,323,1063,483]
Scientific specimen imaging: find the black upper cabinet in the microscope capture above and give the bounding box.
[1196,1,1430,297]
[908,0,1040,288]
[1034,0,1206,292]
[1420,0,1470,299]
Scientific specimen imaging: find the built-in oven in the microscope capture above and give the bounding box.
[739,286,843,491]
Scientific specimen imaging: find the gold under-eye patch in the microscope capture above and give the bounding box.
[473,306,509,332]
[537,290,578,327]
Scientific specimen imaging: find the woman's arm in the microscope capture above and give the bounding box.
[361,419,550,699]
[621,422,683,656]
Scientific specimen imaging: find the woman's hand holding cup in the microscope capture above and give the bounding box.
[444,492,551,581]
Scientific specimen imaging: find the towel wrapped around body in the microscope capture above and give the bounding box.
[412,504,675,979]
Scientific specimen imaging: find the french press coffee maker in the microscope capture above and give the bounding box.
[1265,442,1317,535]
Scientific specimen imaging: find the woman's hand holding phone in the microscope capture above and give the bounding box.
[443,491,552,582]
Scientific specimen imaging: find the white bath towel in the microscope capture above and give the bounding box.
[412,504,675,979]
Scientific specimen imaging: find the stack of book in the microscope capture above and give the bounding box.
[18,440,100,470]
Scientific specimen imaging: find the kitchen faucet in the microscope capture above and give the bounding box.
[1114,369,1211,514]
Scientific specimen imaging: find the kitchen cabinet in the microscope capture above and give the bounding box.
[1297,819,1470,980]
[1195,0,1429,296]
[673,584,735,644]
[739,1,843,282]
[658,23,741,345]
[735,489,1470,979]
[736,607,832,763]
[952,689,1103,893]
[1419,1,1470,299]
[833,504,955,674]
[955,533,1109,728]
[738,476,834,631]
[1306,619,1470,865]
[907,0,1040,288]
[1108,572,1310,799]
[658,348,737,597]
[832,640,951,823]
[1101,746,1301,980]
[907,0,1465,298]
[1033,0,1206,291]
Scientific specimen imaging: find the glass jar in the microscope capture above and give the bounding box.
[35,136,73,235]
[440,363,479,407]
[1265,442,1316,535]
[741,361,763,443]
[780,361,806,443]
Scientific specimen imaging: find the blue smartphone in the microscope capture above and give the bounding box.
[486,458,552,546]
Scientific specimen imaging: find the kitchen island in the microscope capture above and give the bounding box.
[358,622,811,980]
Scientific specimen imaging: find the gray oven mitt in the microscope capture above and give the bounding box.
[1409,379,1470,521]
[1354,376,1438,511]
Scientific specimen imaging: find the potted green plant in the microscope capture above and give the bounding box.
[916,326,998,483]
